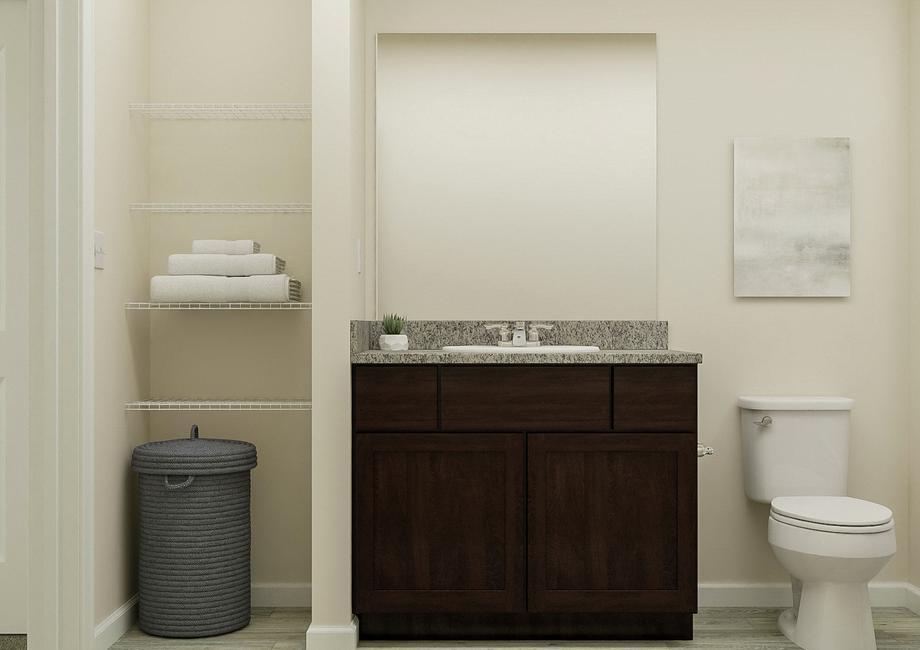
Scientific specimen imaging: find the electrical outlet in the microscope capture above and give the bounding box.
[94,231,105,269]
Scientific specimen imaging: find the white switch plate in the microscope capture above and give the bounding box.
[94,230,105,269]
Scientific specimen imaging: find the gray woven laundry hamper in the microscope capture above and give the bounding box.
[131,426,257,638]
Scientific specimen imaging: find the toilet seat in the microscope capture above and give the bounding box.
[770,511,894,534]
[771,496,893,533]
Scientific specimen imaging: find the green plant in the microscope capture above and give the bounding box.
[382,313,407,335]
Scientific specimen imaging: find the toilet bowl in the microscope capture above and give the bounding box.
[767,496,895,650]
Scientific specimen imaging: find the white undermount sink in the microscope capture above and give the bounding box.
[441,345,601,354]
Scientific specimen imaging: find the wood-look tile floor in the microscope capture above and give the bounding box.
[112,607,920,650]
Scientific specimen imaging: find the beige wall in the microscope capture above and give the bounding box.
[653,1,909,583]
[362,0,912,585]
[311,3,912,628]
[93,0,151,624]
[147,0,313,593]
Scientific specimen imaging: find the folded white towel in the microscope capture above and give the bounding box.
[168,253,285,276]
[191,239,261,255]
[150,274,302,303]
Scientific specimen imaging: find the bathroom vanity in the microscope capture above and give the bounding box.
[350,321,703,640]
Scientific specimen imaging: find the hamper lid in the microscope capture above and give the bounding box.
[132,425,257,475]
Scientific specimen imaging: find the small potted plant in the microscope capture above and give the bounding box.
[379,313,409,351]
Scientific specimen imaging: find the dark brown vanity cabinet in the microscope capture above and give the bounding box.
[352,364,698,640]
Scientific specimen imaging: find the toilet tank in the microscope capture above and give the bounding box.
[739,396,854,504]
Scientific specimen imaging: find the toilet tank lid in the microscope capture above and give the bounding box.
[737,396,854,411]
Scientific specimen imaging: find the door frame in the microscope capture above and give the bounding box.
[28,0,95,648]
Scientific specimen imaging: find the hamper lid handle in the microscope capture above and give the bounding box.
[190,424,199,440]
[164,475,195,490]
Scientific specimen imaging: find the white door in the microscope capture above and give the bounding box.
[0,0,29,633]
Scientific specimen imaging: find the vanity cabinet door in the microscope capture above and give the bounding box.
[354,433,525,613]
[527,433,697,613]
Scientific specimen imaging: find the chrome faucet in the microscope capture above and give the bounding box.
[485,321,554,347]
[511,321,527,347]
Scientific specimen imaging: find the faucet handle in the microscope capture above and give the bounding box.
[485,322,512,343]
[527,323,554,343]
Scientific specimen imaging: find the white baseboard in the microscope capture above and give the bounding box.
[867,582,913,607]
[905,583,920,615]
[94,595,138,650]
[699,581,918,609]
[699,582,793,607]
[92,581,920,650]
[306,616,359,650]
[252,582,312,608]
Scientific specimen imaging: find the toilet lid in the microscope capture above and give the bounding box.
[771,496,893,528]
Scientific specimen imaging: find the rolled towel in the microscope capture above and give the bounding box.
[150,274,302,303]
[288,279,303,300]
[191,239,261,255]
[168,253,285,276]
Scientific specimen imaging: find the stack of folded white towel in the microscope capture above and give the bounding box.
[150,240,303,303]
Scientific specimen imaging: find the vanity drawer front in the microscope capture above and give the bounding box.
[353,366,439,431]
[441,366,611,431]
[613,366,697,432]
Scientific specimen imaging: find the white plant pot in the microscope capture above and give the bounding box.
[379,334,409,351]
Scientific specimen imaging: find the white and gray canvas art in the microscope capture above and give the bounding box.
[733,137,851,297]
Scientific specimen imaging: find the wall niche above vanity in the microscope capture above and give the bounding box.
[373,33,658,320]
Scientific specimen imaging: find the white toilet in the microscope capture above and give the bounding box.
[739,396,896,650]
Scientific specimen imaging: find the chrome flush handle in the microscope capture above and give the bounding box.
[755,415,773,427]
[698,443,715,458]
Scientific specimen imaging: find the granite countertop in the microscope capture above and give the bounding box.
[351,348,702,365]
[350,319,701,365]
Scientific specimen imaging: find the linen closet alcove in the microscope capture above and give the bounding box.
[93,0,313,626]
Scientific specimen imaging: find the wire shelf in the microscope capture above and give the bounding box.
[129,102,312,120]
[126,302,311,311]
[126,399,312,411]
[129,203,311,214]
